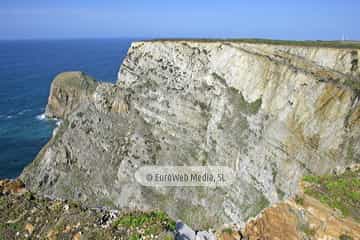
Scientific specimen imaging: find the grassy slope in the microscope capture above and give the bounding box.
[303,168,360,222]
[0,186,175,240]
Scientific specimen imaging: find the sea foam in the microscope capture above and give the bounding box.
[36,113,46,121]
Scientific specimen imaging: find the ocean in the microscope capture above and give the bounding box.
[0,39,134,179]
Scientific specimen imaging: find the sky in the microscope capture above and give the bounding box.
[0,0,359,40]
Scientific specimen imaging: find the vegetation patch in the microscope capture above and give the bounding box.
[0,180,176,240]
[222,227,234,234]
[113,210,176,238]
[303,169,360,222]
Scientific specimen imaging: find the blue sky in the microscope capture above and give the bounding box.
[0,0,359,40]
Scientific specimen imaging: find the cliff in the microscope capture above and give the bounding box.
[20,40,360,228]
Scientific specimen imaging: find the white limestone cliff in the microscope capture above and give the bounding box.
[21,40,360,228]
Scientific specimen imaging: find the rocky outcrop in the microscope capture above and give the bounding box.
[45,72,98,119]
[243,197,360,240]
[243,166,360,240]
[20,40,360,228]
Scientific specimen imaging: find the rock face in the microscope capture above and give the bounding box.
[45,71,98,119]
[20,41,360,228]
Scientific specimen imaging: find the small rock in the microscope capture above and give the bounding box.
[63,225,72,233]
[47,229,57,240]
[72,232,82,240]
[196,231,216,240]
[175,220,196,240]
[0,179,26,195]
[25,223,34,235]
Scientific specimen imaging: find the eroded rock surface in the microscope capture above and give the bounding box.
[21,41,360,228]
[243,167,360,240]
[45,71,98,119]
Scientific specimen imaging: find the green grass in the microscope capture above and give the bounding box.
[303,169,360,221]
[6,223,22,234]
[163,234,174,240]
[302,175,321,184]
[113,210,176,236]
[129,234,140,240]
[143,38,360,49]
[222,228,234,234]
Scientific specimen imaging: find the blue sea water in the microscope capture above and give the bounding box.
[0,39,134,179]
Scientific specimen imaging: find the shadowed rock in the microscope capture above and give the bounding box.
[175,220,195,240]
